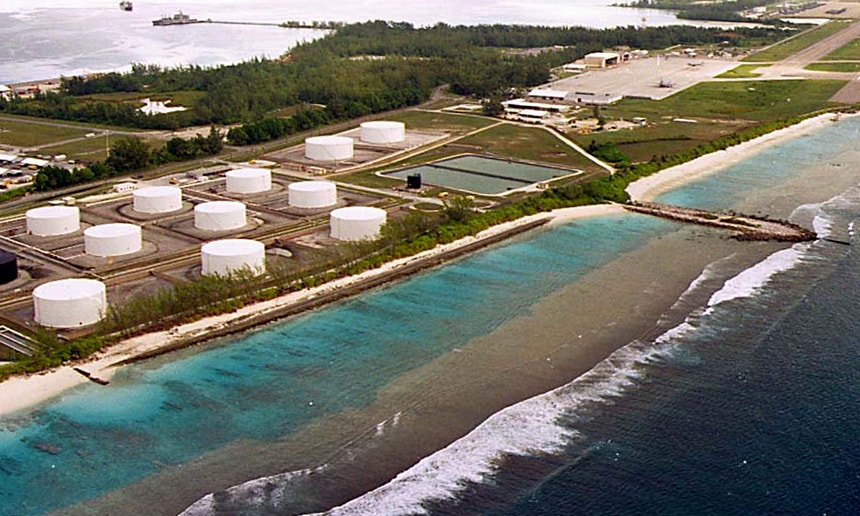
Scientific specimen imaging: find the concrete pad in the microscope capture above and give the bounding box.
[549,57,739,101]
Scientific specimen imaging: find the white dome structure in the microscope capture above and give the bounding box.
[84,223,142,257]
[194,201,247,231]
[288,181,337,208]
[201,239,266,277]
[33,278,107,328]
[26,206,80,236]
[305,136,354,161]
[360,121,406,144]
[330,206,387,241]
[133,186,182,214]
[226,168,272,194]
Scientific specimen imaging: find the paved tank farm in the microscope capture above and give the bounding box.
[0,168,393,331]
[552,56,737,101]
[262,127,448,173]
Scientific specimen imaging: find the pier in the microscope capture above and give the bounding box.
[152,15,341,30]
[623,201,817,242]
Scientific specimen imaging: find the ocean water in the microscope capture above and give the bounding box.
[1,1,732,83]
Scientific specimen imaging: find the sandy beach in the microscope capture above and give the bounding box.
[1,111,849,419]
[625,112,852,202]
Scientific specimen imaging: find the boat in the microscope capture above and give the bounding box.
[152,12,199,26]
[119,1,132,11]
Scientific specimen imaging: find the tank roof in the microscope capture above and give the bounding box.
[33,278,105,301]
[201,239,264,256]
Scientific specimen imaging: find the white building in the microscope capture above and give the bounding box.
[583,52,621,68]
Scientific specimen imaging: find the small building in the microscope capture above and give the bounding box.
[562,63,588,73]
[526,88,569,103]
[502,99,571,114]
[0,153,19,163]
[518,109,549,123]
[583,52,621,68]
[113,182,137,193]
[572,91,623,106]
[21,157,49,169]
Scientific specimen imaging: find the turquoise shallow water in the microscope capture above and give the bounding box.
[657,118,860,210]
[0,214,672,515]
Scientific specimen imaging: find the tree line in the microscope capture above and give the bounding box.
[32,127,223,192]
[0,22,791,131]
[616,0,779,23]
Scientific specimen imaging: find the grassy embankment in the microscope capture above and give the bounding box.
[742,20,852,62]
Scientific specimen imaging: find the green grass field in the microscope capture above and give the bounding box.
[0,118,93,147]
[573,79,847,163]
[455,123,601,170]
[805,62,860,72]
[743,21,852,63]
[39,136,111,162]
[389,111,496,133]
[716,64,769,78]
[821,37,860,61]
[604,80,846,123]
[570,120,743,163]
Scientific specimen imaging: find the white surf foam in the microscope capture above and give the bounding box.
[706,246,805,309]
[181,466,324,516]
[307,337,682,516]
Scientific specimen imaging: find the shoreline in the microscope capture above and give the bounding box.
[0,204,621,417]
[625,112,852,202]
[0,111,847,418]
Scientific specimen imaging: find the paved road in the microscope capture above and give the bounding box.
[733,19,860,103]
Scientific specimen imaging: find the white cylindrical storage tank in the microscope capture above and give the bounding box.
[330,206,387,241]
[201,239,266,277]
[84,223,142,257]
[305,136,354,161]
[26,206,80,236]
[226,168,272,194]
[360,121,405,144]
[133,186,182,214]
[194,201,247,231]
[288,181,337,208]
[33,278,107,328]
